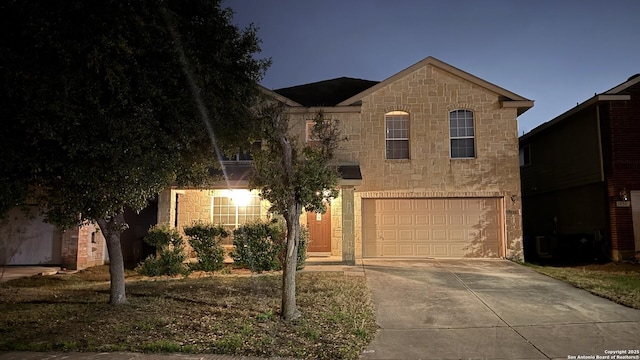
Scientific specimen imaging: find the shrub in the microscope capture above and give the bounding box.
[231,221,279,273]
[137,224,189,276]
[231,218,307,273]
[183,222,229,272]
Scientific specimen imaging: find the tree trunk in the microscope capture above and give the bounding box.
[97,212,127,305]
[281,202,302,321]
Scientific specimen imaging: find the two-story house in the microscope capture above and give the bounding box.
[520,74,640,262]
[158,56,533,262]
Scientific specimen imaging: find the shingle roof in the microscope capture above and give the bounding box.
[273,77,379,107]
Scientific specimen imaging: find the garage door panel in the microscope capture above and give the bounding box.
[450,244,468,257]
[399,214,413,225]
[416,245,432,256]
[398,230,413,240]
[433,244,448,256]
[432,214,447,225]
[449,214,464,225]
[381,229,396,240]
[432,229,447,240]
[362,198,502,258]
[382,244,397,256]
[449,229,466,240]
[415,214,430,225]
[398,245,414,256]
[381,214,397,225]
[448,199,464,211]
[431,199,446,210]
[397,199,412,211]
[415,229,430,240]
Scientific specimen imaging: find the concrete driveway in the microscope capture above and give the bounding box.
[360,259,640,360]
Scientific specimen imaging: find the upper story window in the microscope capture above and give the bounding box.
[519,145,531,167]
[385,111,410,159]
[449,110,475,158]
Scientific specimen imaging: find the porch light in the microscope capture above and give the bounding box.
[225,189,252,207]
[620,187,629,202]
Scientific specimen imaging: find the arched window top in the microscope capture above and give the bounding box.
[386,110,409,116]
[449,109,473,115]
[385,111,409,159]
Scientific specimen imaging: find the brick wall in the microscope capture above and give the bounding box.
[603,82,640,259]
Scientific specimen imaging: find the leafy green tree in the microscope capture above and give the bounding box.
[0,0,268,304]
[250,102,341,320]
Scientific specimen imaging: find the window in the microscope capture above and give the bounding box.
[519,145,531,166]
[211,190,263,244]
[449,110,475,158]
[385,111,410,159]
[306,120,320,143]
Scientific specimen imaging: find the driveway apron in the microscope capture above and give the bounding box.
[360,259,640,360]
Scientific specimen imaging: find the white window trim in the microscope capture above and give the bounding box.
[385,111,410,160]
[449,109,475,159]
[306,120,320,142]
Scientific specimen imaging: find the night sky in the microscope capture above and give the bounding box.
[223,0,640,135]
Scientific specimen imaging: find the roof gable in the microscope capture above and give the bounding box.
[273,77,379,107]
[337,56,533,114]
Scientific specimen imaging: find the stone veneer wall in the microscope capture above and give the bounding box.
[350,64,523,260]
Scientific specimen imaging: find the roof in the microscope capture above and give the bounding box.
[520,74,639,142]
[272,77,379,107]
[337,56,534,115]
[210,162,363,188]
[260,56,533,115]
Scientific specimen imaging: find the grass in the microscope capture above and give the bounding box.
[0,266,377,360]
[527,261,640,309]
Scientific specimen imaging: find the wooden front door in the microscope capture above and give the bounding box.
[307,204,331,253]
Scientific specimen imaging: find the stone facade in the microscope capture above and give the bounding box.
[158,56,531,262]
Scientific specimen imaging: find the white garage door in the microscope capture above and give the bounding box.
[362,198,502,258]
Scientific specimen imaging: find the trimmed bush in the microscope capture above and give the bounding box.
[231,221,279,273]
[183,222,229,272]
[231,218,308,273]
[137,224,189,276]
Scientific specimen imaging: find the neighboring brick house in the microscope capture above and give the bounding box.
[0,206,107,270]
[0,205,156,270]
[519,74,640,261]
[158,56,533,262]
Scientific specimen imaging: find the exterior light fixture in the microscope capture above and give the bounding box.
[225,189,252,207]
[620,187,629,202]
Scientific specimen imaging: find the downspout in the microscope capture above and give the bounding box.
[174,193,180,228]
[596,105,604,182]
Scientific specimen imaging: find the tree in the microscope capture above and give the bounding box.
[250,102,342,321]
[0,0,268,304]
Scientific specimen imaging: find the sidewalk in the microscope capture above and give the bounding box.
[0,351,298,360]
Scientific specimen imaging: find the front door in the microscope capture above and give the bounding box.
[307,204,331,253]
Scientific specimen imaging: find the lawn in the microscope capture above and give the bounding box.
[0,266,377,360]
[528,261,640,309]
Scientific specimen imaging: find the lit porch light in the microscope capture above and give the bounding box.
[227,189,252,206]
